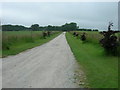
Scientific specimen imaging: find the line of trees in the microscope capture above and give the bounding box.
[1,22,99,31]
[1,25,29,31]
[1,22,79,31]
[78,29,98,31]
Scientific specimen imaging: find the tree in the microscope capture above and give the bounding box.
[108,22,113,31]
[46,25,53,31]
[2,22,79,31]
[31,24,39,31]
[2,25,27,31]
[99,22,119,56]
[61,22,78,31]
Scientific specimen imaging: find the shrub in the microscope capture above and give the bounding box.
[99,30,120,56]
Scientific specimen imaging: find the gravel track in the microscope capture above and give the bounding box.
[2,32,84,88]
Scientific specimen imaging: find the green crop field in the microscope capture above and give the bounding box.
[66,32,118,88]
[1,31,61,57]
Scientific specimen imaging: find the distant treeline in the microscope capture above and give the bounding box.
[1,22,98,31]
[78,28,98,31]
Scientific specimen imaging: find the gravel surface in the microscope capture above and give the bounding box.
[2,32,84,88]
[0,58,2,89]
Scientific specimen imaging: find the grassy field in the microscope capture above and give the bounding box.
[66,32,118,88]
[75,31,103,44]
[0,31,1,57]
[2,31,61,57]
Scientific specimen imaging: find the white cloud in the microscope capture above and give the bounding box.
[0,0,119,2]
[1,2,118,30]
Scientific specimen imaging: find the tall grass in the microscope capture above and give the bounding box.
[2,31,42,50]
[72,31,119,45]
[2,31,61,57]
[70,31,120,56]
[70,31,103,44]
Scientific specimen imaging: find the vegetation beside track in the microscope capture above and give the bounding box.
[2,31,61,57]
[66,32,118,88]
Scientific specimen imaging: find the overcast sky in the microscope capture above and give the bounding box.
[1,2,118,30]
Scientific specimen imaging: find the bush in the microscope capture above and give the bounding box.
[99,30,120,56]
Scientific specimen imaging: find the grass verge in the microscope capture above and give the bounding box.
[2,32,61,57]
[66,32,118,88]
